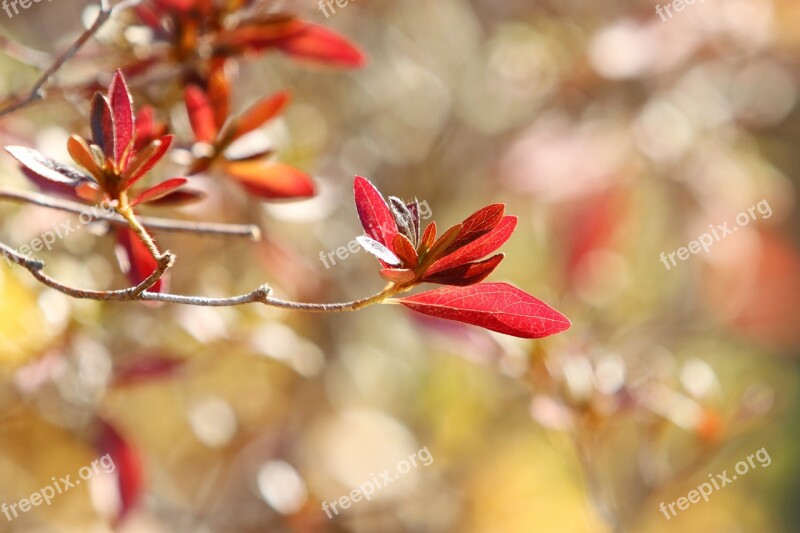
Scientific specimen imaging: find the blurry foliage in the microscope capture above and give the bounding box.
[1,0,799,532]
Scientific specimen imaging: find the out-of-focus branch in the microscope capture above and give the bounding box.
[0,0,143,117]
[0,189,261,240]
[0,37,51,68]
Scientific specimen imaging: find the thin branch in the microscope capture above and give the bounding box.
[0,37,51,69]
[117,195,166,260]
[139,287,394,311]
[0,240,396,310]
[0,241,174,299]
[0,0,143,117]
[0,189,261,240]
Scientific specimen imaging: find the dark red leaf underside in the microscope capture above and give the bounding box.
[422,253,504,286]
[428,216,517,275]
[445,204,505,255]
[91,93,115,158]
[5,146,87,186]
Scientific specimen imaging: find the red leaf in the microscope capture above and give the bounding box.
[207,68,231,131]
[116,228,166,293]
[5,146,87,185]
[393,233,419,268]
[224,160,315,199]
[398,283,571,339]
[380,268,416,285]
[184,85,218,143]
[153,0,194,11]
[67,135,104,182]
[421,221,437,250]
[422,254,504,286]
[19,167,82,200]
[274,23,366,68]
[135,106,167,151]
[109,70,135,164]
[91,93,115,158]
[353,176,397,247]
[445,204,505,254]
[233,91,290,140]
[122,135,173,190]
[427,216,517,275]
[112,353,187,387]
[134,3,166,32]
[130,177,188,206]
[145,188,206,206]
[94,419,144,524]
[213,18,304,51]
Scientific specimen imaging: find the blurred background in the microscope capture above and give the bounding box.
[0,0,799,531]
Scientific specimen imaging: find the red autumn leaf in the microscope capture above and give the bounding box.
[134,3,165,33]
[393,233,419,269]
[121,135,174,190]
[67,135,104,181]
[421,221,437,250]
[112,353,188,387]
[380,268,417,284]
[422,254,504,286]
[224,160,315,199]
[116,228,167,293]
[213,19,304,51]
[273,22,366,68]
[353,176,398,247]
[109,70,135,164]
[91,93,115,158]
[145,188,206,206]
[445,204,505,254]
[130,177,188,206]
[153,0,193,10]
[185,85,218,143]
[5,146,87,185]
[427,216,517,275]
[233,91,290,140]
[207,68,231,131]
[135,106,167,151]
[94,418,145,524]
[397,282,571,339]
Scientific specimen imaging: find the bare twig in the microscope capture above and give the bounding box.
[0,241,174,299]
[0,189,261,240]
[0,239,396,310]
[0,0,143,117]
